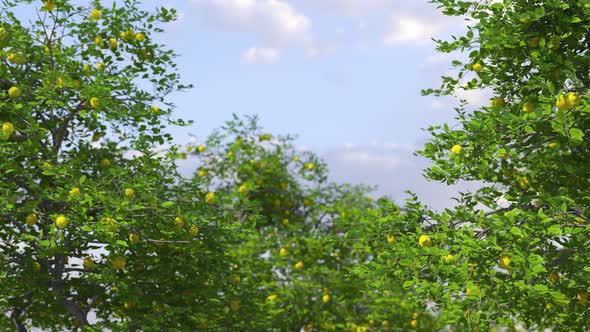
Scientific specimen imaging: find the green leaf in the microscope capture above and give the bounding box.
[116,240,129,247]
[533,284,549,294]
[547,224,561,236]
[569,128,584,143]
[509,226,522,237]
[402,280,415,289]
[162,201,175,208]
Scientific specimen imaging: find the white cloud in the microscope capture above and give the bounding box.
[299,0,392,16]
[383,15,443,46]
[336,151,406,169]
[322,142,481,211]
[241,46,281,63]
[430,99,446,110]
[189,0,313,62]
[183,0,471,61]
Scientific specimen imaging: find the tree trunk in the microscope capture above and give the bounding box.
[11,309,27,332]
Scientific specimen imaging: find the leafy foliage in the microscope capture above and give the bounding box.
[2,0,590,331]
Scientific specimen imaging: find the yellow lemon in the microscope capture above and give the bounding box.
[135,32,145,42]
[279,248,288,256]
[8,86,20,98]
[190,225,199,236]
[205,192,215,204]
[418,234,432,248]
[83,64,91,76]
[129,233,140,243]
[490,97,505,107]
[100,158,111,167]
[230,299,241,312]
[556,95,569,111]
[294,261,304,269]
[174,217,184,228]
[83,257,94,269]
[451,144,462,154]
[267,294,277,302]
[522,102,535,113]
[108,37,117,49]
[123,29,135,40]
[111,257,126,269]
[44,0,55,11]
[55,215,68,229]
[69,187,81,197]
[94,36,103,45]
[26,213,38,226]
[443,254,454,263]
[577,291,589,305]
[124,188,135,198]
[123,301,135,310]
[151,105,160,114]
[97,62,106,71]
[322,294,330,303]
[55,77,65,87]
[90,97,100,109]
[499,255,511,269]
[518,176,530,189]
[387,234,396,244]
[7,53,21,64]
[228,274,240,285]
[566,92,581,107]
[102,217,118,231]
[238,184,247,194]
[90,9,102,20]
[472,63,483,72]
[197,145,206,152]
[2,122,15,136]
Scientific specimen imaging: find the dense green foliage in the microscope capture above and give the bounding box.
[1,0,589,331]
[416,0,590,330]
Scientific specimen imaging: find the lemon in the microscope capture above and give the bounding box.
[451,144,462,154]
[90,9,102,20]
[55,215,68,229]
[418,234,432,248]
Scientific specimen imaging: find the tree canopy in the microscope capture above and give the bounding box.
[1,0,589,331]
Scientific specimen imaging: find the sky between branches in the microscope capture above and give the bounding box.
[8,0,488,210]
[156,0,491,210]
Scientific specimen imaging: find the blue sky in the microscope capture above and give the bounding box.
[154,0,489,209]
[12,0,486,209]
[158,0,473,148]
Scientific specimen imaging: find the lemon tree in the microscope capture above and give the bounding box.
[342,0,590,331]
[0,1,235,330]
[187,115,389,330]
